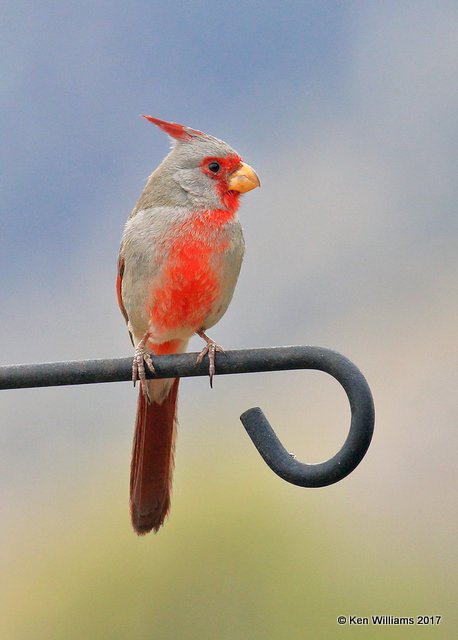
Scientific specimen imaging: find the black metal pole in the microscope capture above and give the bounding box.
[0,346,375,489]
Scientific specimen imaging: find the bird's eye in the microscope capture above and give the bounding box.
[208,161,220,173]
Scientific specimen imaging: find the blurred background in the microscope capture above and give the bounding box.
[1,1,457,638]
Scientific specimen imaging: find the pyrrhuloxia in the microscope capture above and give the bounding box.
[117,116,259,535]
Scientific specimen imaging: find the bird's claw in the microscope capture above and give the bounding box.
[196,340,225,388]
[132,341,155,402]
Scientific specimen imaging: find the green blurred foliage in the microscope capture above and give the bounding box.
[2,448,455,640]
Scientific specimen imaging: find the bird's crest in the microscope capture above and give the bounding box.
[142,115,205,141]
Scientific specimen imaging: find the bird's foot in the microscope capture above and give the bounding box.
[196,330,225,388]
[132,333,155,402]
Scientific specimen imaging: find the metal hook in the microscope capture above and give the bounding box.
[0,345,374,488]
[239,347,375,487]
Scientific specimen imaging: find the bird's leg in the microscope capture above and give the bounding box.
[196,330,225,388]
[132,331,155,402]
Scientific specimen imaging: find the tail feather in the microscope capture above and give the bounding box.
[130,378,179,535]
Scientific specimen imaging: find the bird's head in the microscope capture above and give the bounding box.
[142,115,260,212]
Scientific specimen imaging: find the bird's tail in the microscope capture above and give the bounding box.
[130,378,179,535]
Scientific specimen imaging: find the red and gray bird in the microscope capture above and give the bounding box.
[117,116,260,535]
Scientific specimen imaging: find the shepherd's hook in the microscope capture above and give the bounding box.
[239,347,375,487]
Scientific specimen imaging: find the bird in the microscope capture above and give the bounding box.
[117,116,259,535]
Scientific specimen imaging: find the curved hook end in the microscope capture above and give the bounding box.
[240,382,374,489]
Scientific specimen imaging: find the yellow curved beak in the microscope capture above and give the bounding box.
[227,162,260,193]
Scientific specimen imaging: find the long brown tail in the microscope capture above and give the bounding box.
[130,378,179,535]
